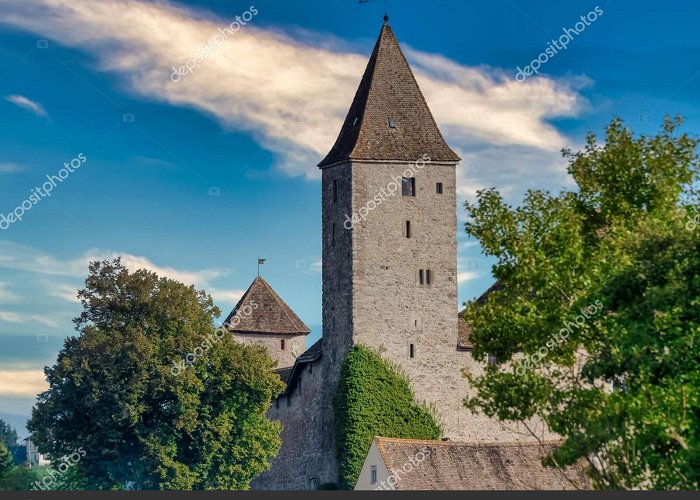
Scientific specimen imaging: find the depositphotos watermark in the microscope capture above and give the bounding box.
[515,6,604,82]
[686,212,700,231]
[344,154,431,230]
[31,446,86,490]
[517,299,603,376]
[171,300,258,375]
[170,5,258,82]
[375,445,431,490]
[1,153,87,231]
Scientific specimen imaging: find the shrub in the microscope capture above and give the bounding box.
[333,345,441,489]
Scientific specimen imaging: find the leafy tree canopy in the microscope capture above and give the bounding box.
[28,259,284,490]
[463,116,700,489]
[0,420,18,453]
[333,345,442,489]
[0,443,13,478]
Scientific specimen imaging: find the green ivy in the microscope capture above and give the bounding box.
[333,345,442,489]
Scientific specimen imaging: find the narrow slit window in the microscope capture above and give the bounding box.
[409,344,415,358]
[436,182,444,194]
[332,222,336,246]
[405,220,412,238]
[370,466,378,485]
[275,397,279,409]
[426,269,432,285]
[281,339,286,350]
[332,179,338,203]
[418,269,424,285]
[402,177,416,197]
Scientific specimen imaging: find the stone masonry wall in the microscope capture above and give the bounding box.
[251,357,338,490]
[348,159,549,442]
[233,333,306,370]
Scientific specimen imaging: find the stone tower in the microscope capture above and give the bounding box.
[318,19,461,417]
[224,276,310,369]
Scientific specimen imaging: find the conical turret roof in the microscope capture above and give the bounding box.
[318,22,460,168]
[223,276,310,335]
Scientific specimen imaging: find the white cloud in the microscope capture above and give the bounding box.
[45,282,80,303]
[0,310,23,323]
[0,162,25,173]
[0,308,61,328]
[208,287,244,306]
[0,240,241,310]
[0,0,588,197]
[4,94,48,118]
[0,282,21,303]
[457,271,478,284]
[0,369,47,397]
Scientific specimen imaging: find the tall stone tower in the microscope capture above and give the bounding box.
[319,19,461,414]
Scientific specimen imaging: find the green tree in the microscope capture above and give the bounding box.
[463,116,700,489]
[28,259,284,490]
[0,465,49,490]
[0,420,18,456]
[0,443,13,479]
[334,345,442,489]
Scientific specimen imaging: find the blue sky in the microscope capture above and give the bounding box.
[0,0,699,434]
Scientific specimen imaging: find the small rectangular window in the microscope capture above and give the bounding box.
[418,269,424,285]
[487,353,497,366]
[409,344,415,358]
[309,477,320,490]
[436,182,444,194]
[281,339,286,350]
[370,465,378,485]
[405,220,412,238]
[426,269,432,285]
[402,177,416,197]
[333,179,338,203]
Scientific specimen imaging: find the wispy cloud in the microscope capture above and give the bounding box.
[4,94,48,118]
[0,282,21,303]
[457,271,478,284]
[0,240,242,309]
[0,369,47,397]
[0,162,25,173]
[0,0,587,198]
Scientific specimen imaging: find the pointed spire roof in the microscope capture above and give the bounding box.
[223,276,310,335]
[318,22,460,168]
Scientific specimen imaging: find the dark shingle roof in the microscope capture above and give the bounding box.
[318,22,460,168]
[223,276,310,335]
[373,438,590,490]
[276,367,294,385]
[458,282,502,350]
[281,338,323,395]
[457,313,473,350]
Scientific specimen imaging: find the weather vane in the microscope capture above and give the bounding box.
[358,0,389,22]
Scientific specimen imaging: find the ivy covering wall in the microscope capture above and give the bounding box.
[333,345,442,489]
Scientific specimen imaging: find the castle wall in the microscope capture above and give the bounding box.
[233,333,307,369]
[251,357,338,490]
